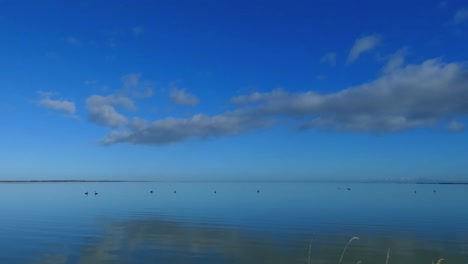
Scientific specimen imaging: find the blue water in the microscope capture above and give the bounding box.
[0,182,467,263]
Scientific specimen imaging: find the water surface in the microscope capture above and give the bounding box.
[0,182,467,263]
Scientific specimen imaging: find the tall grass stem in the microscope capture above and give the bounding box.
[339,237,359,264]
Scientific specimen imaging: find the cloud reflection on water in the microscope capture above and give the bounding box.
[33,216,468,264]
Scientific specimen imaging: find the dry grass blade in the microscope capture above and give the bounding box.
[356,261,362,264]
[385,248,390,264]
[308,239,312,264]
[339,237,360,264]
[436,258,444,264]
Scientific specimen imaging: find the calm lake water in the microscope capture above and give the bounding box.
[0,182,467,264]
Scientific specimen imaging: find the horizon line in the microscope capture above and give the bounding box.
[0,179,467,184]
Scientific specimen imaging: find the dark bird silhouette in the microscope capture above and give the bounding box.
[173,191,177,193]
[433,190,436,193]
[94,191,98,195]
[150,190,153,194]
[347,188,351,191]
[414,191,417,194]
[85,192,88,195]
[257,190,260,193]
[214,191,217,194]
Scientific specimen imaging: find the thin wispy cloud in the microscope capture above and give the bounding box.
[37,91,76,115]
[108,37,117,48]
[169,87,200,106]
[100,59,468,146]
[66,36,80,46]
[381,47,407,74]
[316,75,327,81]
[84,80,98,86]
[347,34,381,64]
[121,73,141,90]
[46,51,59,60]
[65,36,98,47]
[132,26,143,37]
[320,52,337,66]
[85,80,109,92]
[119,73,153,98]
[453,8,468,24]
[448,121,464,132]
[231,89,287,105]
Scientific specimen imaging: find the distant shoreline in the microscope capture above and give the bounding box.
[0,180,467,184]
[415,182,468,185]
[0,180,150,183]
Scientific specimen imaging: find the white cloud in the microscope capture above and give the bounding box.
[86,95,135,128]
[38,92,76,115]
[320,52,337,66]
[454,8,468,24]
[277,59,468,133]
[381,48,407,74]
[347,34,381,63]
[169,88,200,106]
[100,58,468,146]
[100,110,271,146]
[129,117,149,130]
[448,121,464,132]
[84,73,154,127]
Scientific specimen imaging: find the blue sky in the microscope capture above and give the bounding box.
[1,0,468,181]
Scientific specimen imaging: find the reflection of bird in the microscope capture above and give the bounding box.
[85,192,88,195]
[150,191,153,194]
[94,191,98,195]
